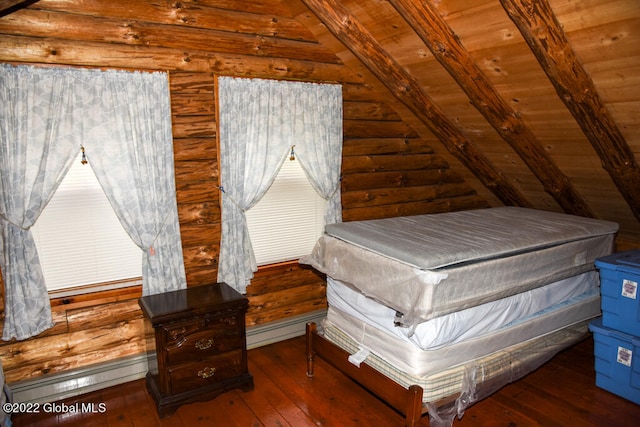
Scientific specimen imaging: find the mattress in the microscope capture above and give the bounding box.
[323,207,617,270]
[325,284,600,376]
[321,318,590,405]
[301,207,617,327]
[327,271,599,348]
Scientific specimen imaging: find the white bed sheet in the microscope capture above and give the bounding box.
[325,287,600,376]
[327,271,599,347]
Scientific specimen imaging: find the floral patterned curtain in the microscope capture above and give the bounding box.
[0,64,185,340]
[80,69,187,297]
[216,76,342,293]
[0,65,79,340]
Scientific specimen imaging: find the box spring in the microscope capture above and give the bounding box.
[320,318,591,405]
[325,283,600,376]
[326,271,599,353]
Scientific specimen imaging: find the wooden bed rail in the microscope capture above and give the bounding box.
[305,322,424,427]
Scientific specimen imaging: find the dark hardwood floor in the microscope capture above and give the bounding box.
[11,335,640,426]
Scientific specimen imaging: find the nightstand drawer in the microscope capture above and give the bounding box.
[139,282,253,417]
[162,320,203,343]
[168,349,244,395]
[164,328,244,366]
[162,314,241,344]
[205,313,242,333]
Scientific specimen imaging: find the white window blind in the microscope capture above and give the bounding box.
[30,151,142,292]
[246,157,326,266]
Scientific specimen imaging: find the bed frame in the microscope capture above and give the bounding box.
[306,319,592,426]
[306,321,426,426]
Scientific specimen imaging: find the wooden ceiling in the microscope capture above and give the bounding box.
[296,0,640,246]
[1,0,639,246]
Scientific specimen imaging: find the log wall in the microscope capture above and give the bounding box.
[0,0,487,384]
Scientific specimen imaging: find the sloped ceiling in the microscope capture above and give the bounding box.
[2,0,639,246]
[294,0,640,246]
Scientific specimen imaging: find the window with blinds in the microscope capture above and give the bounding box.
[30,152,142,294]
[245,157,326,266]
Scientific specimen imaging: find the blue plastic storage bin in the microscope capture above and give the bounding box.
[589,317,640,405]
[595,250,640,337]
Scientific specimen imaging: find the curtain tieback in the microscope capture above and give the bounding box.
[325,176,342,200]
[218,186,246,212]
[0,214,31,231]
[143,209,176,256]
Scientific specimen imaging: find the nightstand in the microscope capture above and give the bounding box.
[138,282,253,417]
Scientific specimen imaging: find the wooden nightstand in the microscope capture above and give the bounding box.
[138,282,253,417]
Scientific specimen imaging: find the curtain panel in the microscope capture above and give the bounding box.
[216,76,342,293]
[0,65,80,340]
[79,70,187,297]
[0,64,186,341]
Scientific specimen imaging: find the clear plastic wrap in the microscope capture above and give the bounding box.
[320,319,589,427]
[300,232,613,329]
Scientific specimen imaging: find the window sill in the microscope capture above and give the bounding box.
[49,278,143,311]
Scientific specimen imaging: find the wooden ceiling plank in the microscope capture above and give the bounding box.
[388,0,594,218]
[501,0,640,222]
[301,0,531,208]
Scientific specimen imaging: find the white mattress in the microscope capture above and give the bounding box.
[301,208,617,327]
[327,271,599,347]
[325,285,600,376]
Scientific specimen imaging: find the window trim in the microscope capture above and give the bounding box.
[47,277,143,300]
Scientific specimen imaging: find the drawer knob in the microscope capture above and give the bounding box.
[169,327,187,341]
[198,367,216,379]
[195,338,214,350]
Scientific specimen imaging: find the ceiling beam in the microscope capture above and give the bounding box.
[388,0,594,218]
[301,0,531,208]
[0,0,38,18]
[501,0,640,222]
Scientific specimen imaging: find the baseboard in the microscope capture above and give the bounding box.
[9,309,326,404]
[245,309,326,350]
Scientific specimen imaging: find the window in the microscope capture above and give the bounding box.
[245,157,327,265]
[30,151,142,296]
[216,76,341,292]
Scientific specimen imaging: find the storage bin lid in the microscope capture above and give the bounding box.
[595,249,640,270]
[589,317,640,343]
[619,252,640,268]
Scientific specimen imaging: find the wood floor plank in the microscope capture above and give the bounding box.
[10,336,640,427]
[100,384,131,426]
[240,358,314,426]
[517,344,638,426]
[488,385,569,427]
[252,339,404,426]
[180,389,262,426]
[458,400,539,427]
[122,381,167,427]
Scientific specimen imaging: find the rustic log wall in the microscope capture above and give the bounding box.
[0,0,487,384]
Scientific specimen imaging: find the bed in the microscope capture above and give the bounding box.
[300,207,618,426]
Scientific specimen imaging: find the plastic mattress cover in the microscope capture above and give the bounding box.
[300,208,617,329]
[323,207,618,270]
[325,287,599,375]
[320,318,590,427]
[326,271,599,350]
